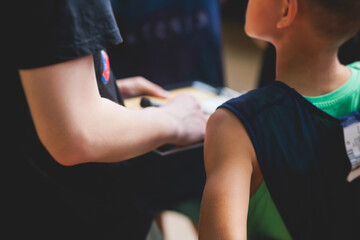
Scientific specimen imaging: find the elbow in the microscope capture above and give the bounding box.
[52,145,90,167]
[50,141,94,167]
[39,130,95,167]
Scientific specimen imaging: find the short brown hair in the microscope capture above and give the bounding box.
[305,0,360,42]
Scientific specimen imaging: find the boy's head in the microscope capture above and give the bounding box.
[308,0,360,40]
[245,0,360,46]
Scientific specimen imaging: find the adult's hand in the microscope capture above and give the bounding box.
[116,76,169,98]
[161,93,209,146]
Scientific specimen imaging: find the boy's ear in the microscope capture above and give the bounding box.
[277,0,298,29]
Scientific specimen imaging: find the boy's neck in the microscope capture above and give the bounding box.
[275,40,351,97]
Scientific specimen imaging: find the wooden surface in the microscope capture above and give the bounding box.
[124,86,218,110]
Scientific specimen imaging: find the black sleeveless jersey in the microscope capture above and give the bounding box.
[221,81,360,239]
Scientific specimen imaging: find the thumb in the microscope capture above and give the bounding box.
[140,80,170,98]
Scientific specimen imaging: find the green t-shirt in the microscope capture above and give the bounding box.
[247,62,360,240]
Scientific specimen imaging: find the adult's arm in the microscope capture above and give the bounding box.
[20,55,207,166]
[199,108,255,240]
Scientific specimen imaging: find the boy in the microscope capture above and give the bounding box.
[199,0,360,239]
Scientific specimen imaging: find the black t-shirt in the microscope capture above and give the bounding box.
[6,1,130,239]
[16,0,122,69]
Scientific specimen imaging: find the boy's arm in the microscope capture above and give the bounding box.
[20,55,207,166]
[199,108,255,240]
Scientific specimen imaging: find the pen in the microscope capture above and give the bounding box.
[140,97,163,108]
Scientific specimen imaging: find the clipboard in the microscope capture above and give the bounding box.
[124,81,244,155]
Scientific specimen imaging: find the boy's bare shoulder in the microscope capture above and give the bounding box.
[205,108,255,169]
[207,107,244,134]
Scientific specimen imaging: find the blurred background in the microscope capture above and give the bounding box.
[151,1,265,239]
[221,0,263,92]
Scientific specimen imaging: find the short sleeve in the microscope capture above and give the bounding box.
[16,0,122,69]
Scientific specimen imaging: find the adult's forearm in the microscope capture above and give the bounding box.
[45,98,178,166]
[72,98,177,164]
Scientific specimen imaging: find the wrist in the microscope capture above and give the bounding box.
[144,107,181,145]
